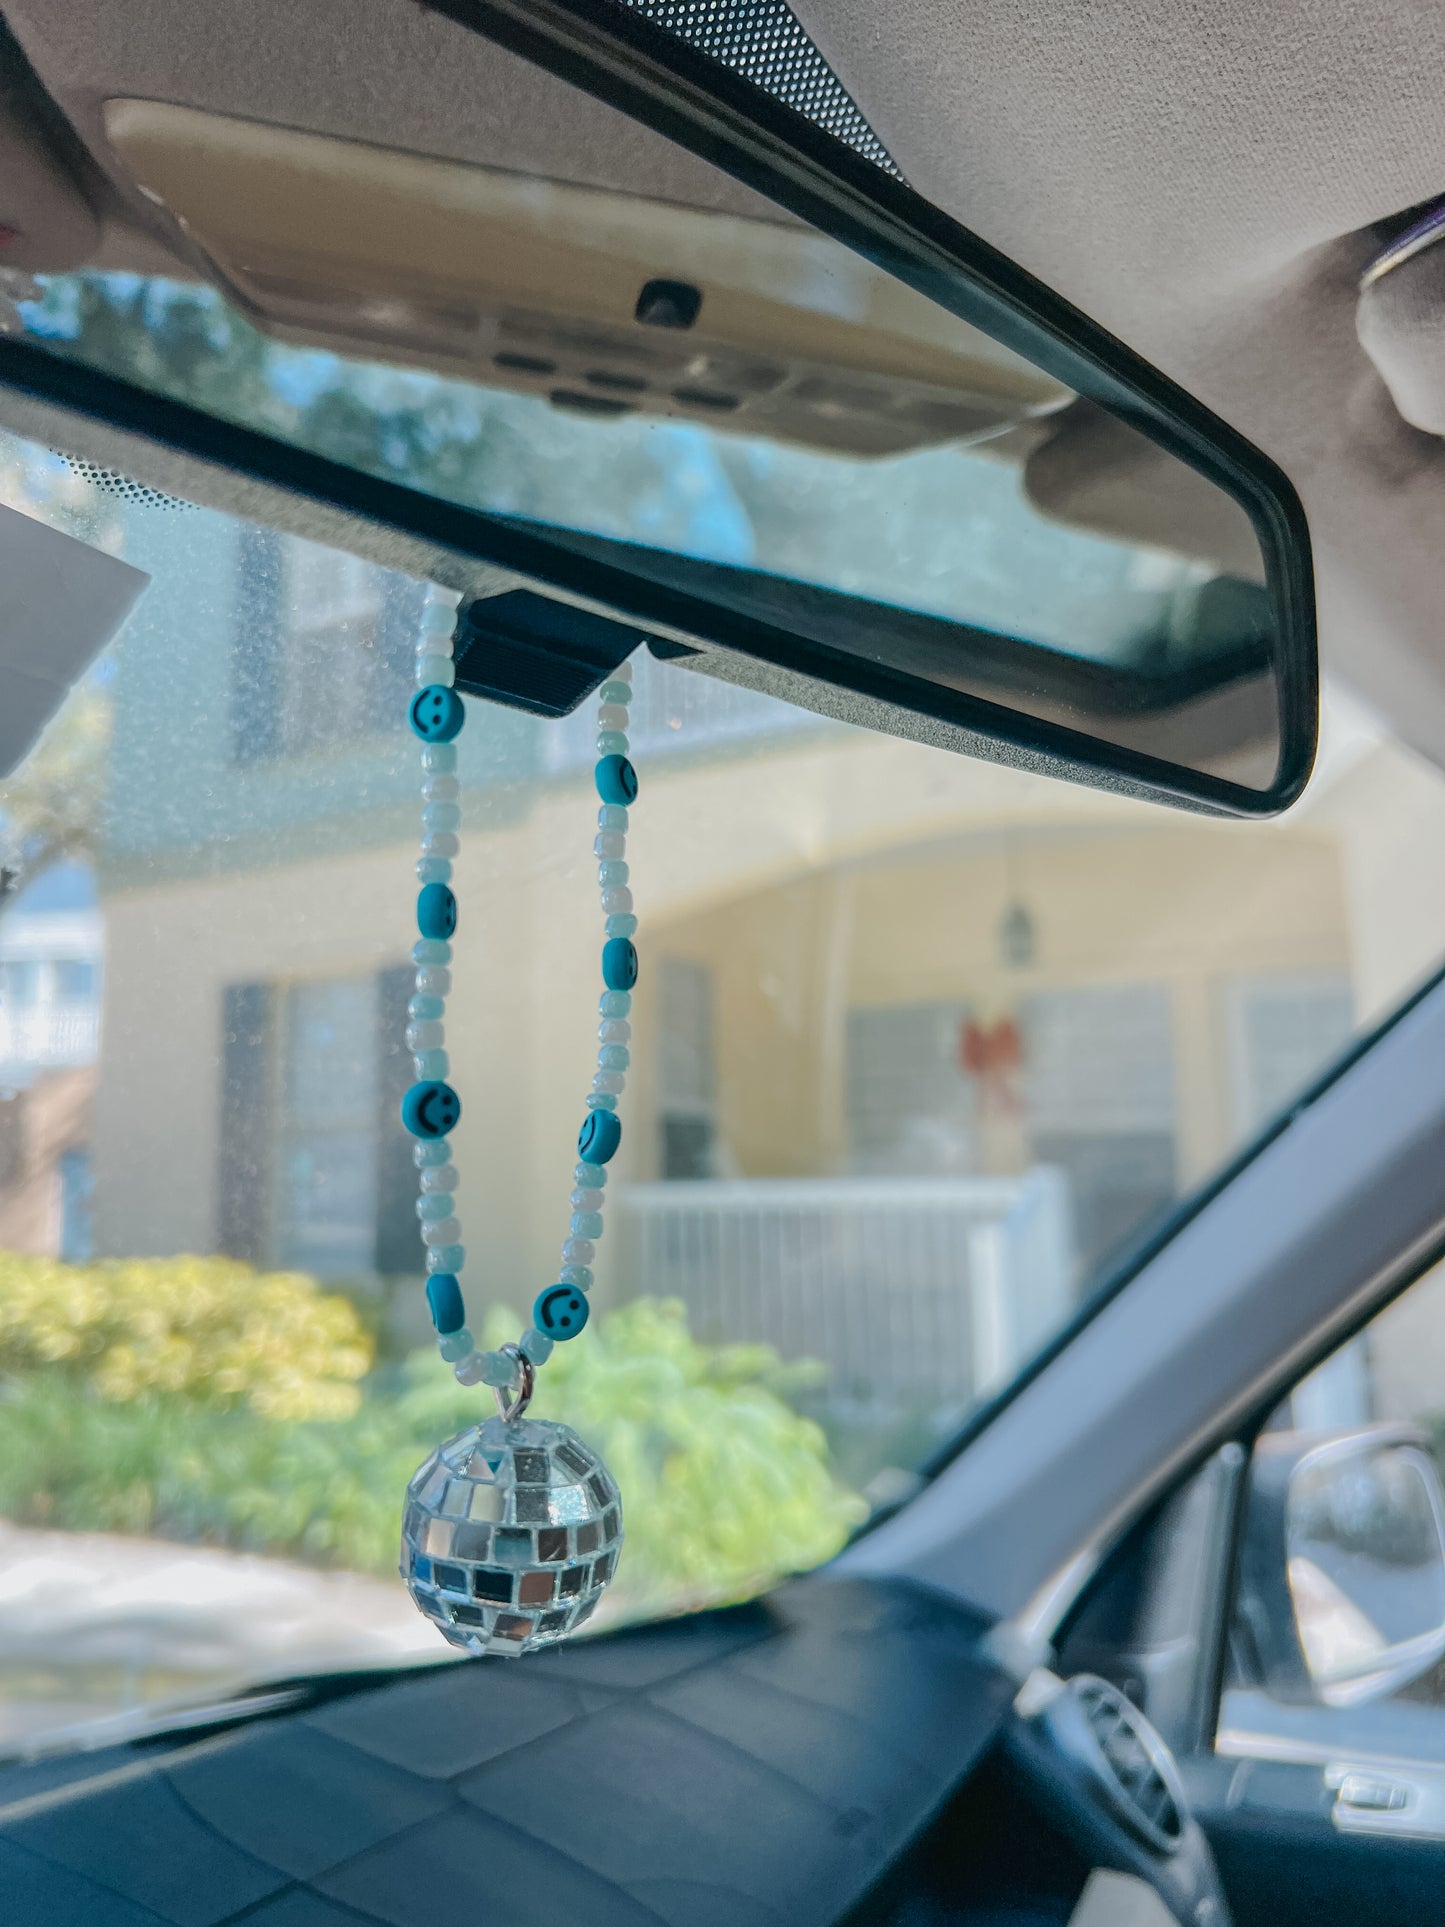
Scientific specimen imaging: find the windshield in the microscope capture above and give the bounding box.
[0,425,1442,1752]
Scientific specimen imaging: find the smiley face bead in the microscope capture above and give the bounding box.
[577,1108,622,1165]
[534,1283,591,1340]
[403,1079,462,1139]
[417,882,457,940]
[595,753,638,806]
[601,937,638,992]
[410,684,465,743]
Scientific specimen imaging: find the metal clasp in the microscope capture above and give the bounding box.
[493,1344,535,1423]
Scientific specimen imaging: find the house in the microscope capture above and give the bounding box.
[0,860,103,1259]
[77,501,1445,1426]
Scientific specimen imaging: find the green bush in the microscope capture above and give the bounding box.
[0,1251,372,1419]
[0,1255,865,1615]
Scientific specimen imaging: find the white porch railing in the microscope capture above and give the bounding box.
[612,1170,1074,1408]
[0,1005,100,1077]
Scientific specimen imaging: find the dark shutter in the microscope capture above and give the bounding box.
[373,963,420,1274]
[217,982,273,1262]
[231,528,283,763]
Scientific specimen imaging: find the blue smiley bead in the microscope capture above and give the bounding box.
[409,684,465,743]
[426,1273,466,1335]
[577,1107,622,1164]
[595,753,638,806]
[417,882,457,940]
[601,937,638,992]
[534,1283,591,1341]
[402,1079,462,1139]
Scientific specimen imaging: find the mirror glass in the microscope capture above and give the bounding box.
[1287,1441,1445,1705]
[8,60,1287,794]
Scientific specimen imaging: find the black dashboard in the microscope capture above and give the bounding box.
[0,1575,1228,1926]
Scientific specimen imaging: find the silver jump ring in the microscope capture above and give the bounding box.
[493,1344,534,1423]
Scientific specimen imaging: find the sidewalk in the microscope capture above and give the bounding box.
[0,1518,451,1751]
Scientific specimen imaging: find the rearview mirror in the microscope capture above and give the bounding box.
[1237,1428,1445,1708]
[0,0,1316,815]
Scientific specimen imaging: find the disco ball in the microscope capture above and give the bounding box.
[400,1413,623,1656]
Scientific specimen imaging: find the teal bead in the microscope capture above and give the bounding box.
[560,1263,594,1289]
[598,679,633,705]
[595,754,638,806]
[574,1164,606,1189]
[409,684,465,742]
[414,1138,451,1167]
[534,1283,590,1341]
[598,1044,629,1072]
[586,1093,618,1111]
[416,856,452,885]
[427,1243,465,1273]
[423,802,461,834]
[413,938,451,966]
[417,1193,454,1222]
[427,1275,466,1335]
[421,743,457,773]
[409,993,444,1021]
[602,938,638,991]
[570,1210,604,1240]
[578,1107,622,1164]
[605,913,638,939]
[596,730,629,757]
[417,883,457,939]
[520,1327,554,1366]
[414,1049,449,1080]
[402,1080,460,1138]
[597,860,629,889]
[600,990,632,1019]
[598,804,629,832]
[438,1324,473,1361]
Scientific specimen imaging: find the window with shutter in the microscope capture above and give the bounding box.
[217,981,274,1262]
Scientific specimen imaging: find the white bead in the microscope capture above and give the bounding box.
[594,831,626,860]
[415,654,456,687]
[415,966,451,996]
[592,1071,625,1096]
[421,1163,459,1194]
[405,1020,444,1051]
[571,1187,605,1212]
[422,831,460,858]
[597,704,629,731]
[601,886,634,915]
[422,774,460,803]
[454,1350,489,1386]
[422,1216,462,1246]
[562,1237,596,1265]
[598,1019,631,1045]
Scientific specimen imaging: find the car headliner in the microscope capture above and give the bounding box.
[5,0,1445,774]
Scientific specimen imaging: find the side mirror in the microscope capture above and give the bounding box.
[1235,1427,1445,1708]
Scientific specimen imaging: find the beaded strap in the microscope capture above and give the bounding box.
[399,592,639,1400]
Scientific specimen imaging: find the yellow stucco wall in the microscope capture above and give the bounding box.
[92,719,1360,1314]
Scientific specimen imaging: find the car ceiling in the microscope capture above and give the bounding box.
[5,0,1445,775]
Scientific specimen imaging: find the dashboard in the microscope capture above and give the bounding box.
[0,1575,1229,1926]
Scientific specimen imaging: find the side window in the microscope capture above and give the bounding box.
[1221,1257,1445,1768]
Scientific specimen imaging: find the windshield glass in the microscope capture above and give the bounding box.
[0,425,1441,1751]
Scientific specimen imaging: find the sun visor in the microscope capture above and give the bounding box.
[0,500,149,775]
